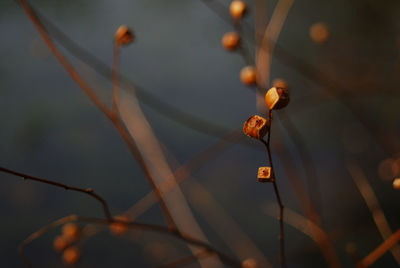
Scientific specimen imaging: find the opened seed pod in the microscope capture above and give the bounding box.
[243,115,269,139]
[115,25,134,46]
[258,167,273,182]
[265,85,290,110]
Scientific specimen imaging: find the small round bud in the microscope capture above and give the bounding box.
[53,235,69,252]
[110,215,129,236]
[240,66,257,85]
[393,178,400,190]
[309,22,330,44]
[62,246,80,265]
[242,258,258,268]
[230,0,247,20]
[62,223,80,241]
[222,32,240,50]
[115,25,134,46]
[243,115,269,139]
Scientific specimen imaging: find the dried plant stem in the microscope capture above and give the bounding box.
[347,161,400,265]
[18,0,177,231]
[0,167,112,220]
[260,111,286,268]
[112,43,121,114]
[357,229,400,268]
[155,249,211,268]
[19,215,242,268]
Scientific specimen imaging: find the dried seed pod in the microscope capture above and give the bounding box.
[53,235,69,252]
[393,178,400,190]
[258,167,273,182]
[240,66,257,85]
[243,115,269,139]
[62,223,80,241]
[230,0,247,20]
[115,25,134,46]
[222,32,240,50]
[309,22,329,44]
[265,84,290,110]
[110,215,130,236]
[242,258,258,268]
[62,246,80,265]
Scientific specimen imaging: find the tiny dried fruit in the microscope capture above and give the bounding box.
[309,22,329,44]
[115,25,134,46]
[243,115,269,139]
[53,235,69,252]
[393,178,400,190]
[62,223,80,241]
[110,215,130,236]
[62,246,80,265]
[258,167,273,182]
[230,0,247,20]
[222,32,240,50]
[240,66,257,85]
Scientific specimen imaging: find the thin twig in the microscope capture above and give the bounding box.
[357,229,400,268]
[0,167,112,220]
[111,42,121,114]
[347,160,400,265]
[260,110,286,268]
[18,0,178,231]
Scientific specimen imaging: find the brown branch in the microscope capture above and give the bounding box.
[154,249,212,268]
[357,229,400,268]
[19,215,242,268]
[260,110,286,268]
[17,0,178,231]
[0,167,112,220]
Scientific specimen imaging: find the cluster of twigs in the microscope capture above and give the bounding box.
[1,0,399,267]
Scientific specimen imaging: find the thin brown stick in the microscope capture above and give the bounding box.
[19,215,242,268]
[18,0,177,231]
[111,42,120,114]
[347,160,400,265]
[0,167,112,220]
[357,229,400,268]
[154,249,212,268]
[260,110,286,268]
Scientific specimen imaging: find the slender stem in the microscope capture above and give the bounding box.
[111,42,120,114]
[260,111,286,268]
[17,0,177,231]
[0,167,112,220]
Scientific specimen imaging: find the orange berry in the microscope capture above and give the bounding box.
[110,216,129,236]
[53,235,69,252]
[115,25,134,46]
[242,258,258,268]
[62,246,80,265]
[309,22,329,44]
[62,223,80,241]
[393,178,400,190]
[230,0,247,20]
[240,66,257,85]
[222,32,240,50]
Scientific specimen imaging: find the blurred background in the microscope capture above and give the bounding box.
[1,0,400,267]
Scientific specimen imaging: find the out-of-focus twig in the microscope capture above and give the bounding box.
[357,229,400,268]
[347,160,400,265]
[0,167,112,220]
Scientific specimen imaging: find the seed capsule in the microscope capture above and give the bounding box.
[115,25,134,46]
[265,82,290,110]
[393,178,400,190]
[62,223,80,241]
[309,22,329,44]
[243,115,269,139]
[222,32,240,50]
[110,215,130,236]
[230,0,247,20]
[240,66,257,85]
[258,167,273,182]
[53,235,69,252]
[62,246,80,265]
